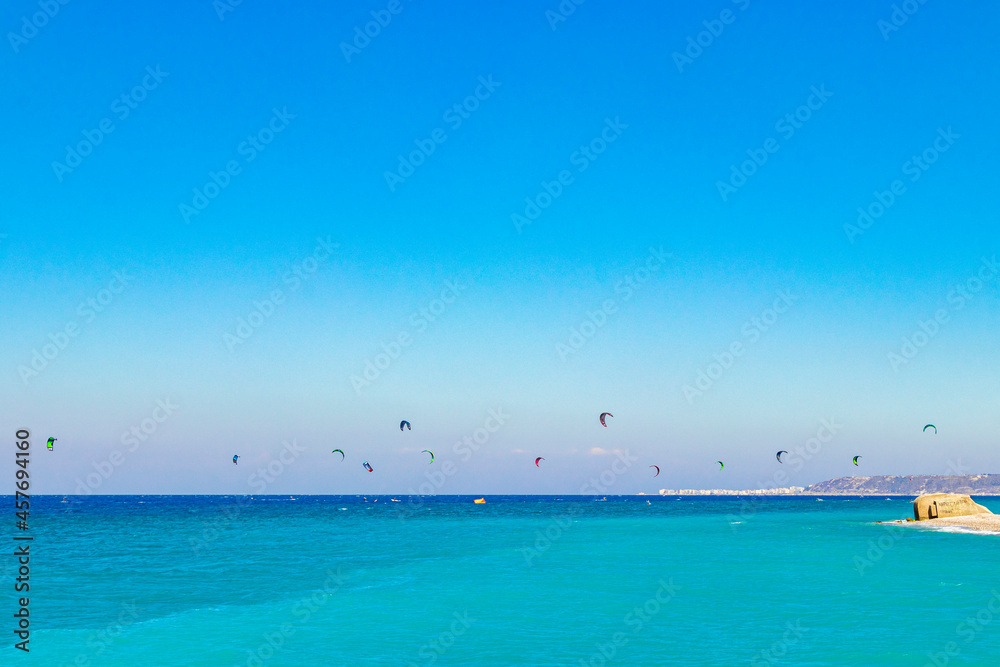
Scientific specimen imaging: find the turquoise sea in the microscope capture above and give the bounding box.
[4,495,999,666]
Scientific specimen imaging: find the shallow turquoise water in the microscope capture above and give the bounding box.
[3,495,999,666]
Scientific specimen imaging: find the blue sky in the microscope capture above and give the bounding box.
[2,0,998,494]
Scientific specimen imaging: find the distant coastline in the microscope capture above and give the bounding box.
[660,474,1000,497]
[658,487,805,496]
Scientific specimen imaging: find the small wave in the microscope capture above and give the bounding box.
[889,519,1000,536]
[931,526,1000,537]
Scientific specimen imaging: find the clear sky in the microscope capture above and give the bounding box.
[2,0,998,494]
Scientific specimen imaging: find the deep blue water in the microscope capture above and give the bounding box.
[2,495,998,666]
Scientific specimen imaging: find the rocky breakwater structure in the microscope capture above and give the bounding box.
[903,493,1000,533]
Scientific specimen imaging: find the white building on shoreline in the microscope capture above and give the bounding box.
[658,487,805,496]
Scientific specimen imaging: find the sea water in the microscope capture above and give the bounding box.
[3,495,999,666]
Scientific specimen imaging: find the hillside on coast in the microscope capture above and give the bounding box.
[804,474,1000,496]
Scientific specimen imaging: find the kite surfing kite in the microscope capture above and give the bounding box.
[535,457,545,467]
[400,420,411,431]
[421,450,435,464]
[717,461,724,470]
[46,437,56,451]
[332,449,345,461]
[923,424,937,434]
[232,455,239,465]
[776,450,788,463]
[599,412,613,427]
[650,465,660,477]
[853,456,862,466]
[362,461,374,472]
